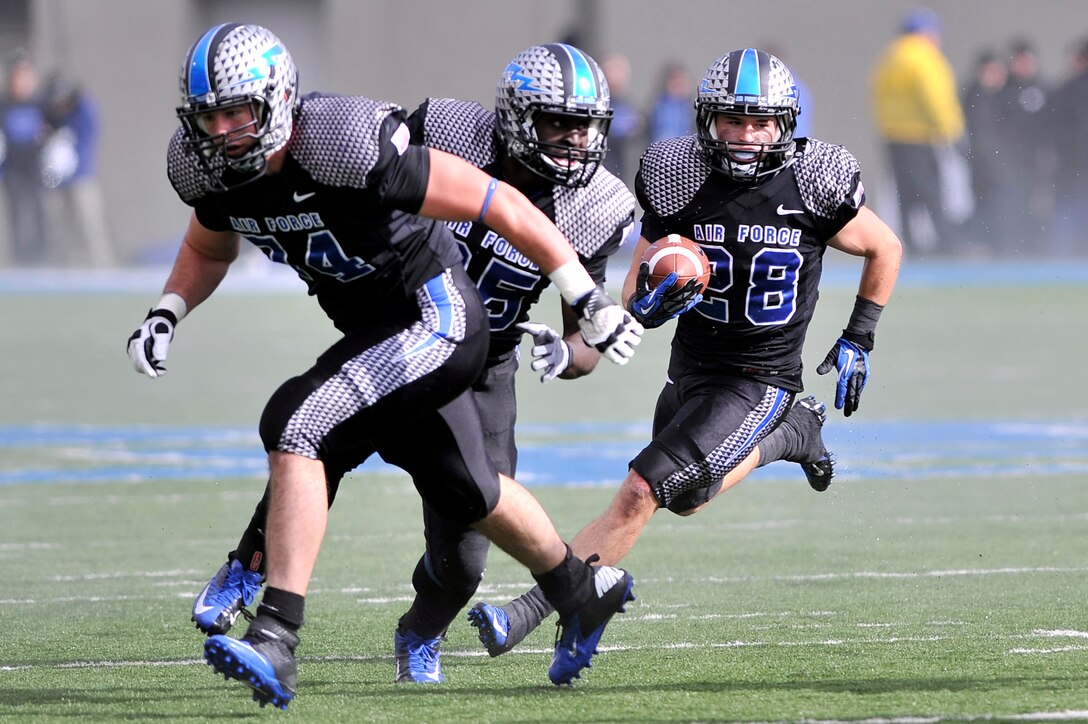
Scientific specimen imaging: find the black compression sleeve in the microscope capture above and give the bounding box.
[841,295,884,351]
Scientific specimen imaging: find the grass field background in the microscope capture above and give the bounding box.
[1,258,1086,722]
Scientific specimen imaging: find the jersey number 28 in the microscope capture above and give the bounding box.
[695,247,802,326]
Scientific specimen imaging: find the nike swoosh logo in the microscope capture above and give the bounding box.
[293,191,316,202]
[776,204,803,215]
[193,585,215,615]
[594,565,625,598]
[492,616,508,638]
[842,347,855,372]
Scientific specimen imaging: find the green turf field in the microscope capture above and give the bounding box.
[1,261,1086,722]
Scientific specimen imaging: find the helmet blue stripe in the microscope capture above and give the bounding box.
[548,43,599,102]
[186,23,230,98]
[733,48,763,98]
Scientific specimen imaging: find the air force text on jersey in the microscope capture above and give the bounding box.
[230,213,326,235]
[693,223,802,247]
[447,220,538,270]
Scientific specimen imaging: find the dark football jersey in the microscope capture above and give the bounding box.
[636,136,865,391]
[166,93,462,334]
[407,97,636,363]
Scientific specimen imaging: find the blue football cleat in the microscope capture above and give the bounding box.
[393,628,444,683]
[548,565,635,685]
[204,616,297,709]
[192,558,264,635]
[467,602,517,657]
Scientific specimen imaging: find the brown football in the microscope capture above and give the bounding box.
[642,234,711,293]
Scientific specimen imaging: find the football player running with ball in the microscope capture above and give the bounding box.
[126,26,642,708]
[469,48,902,657]
[173,40,642,688]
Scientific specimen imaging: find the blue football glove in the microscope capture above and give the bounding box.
[816,337,870,417]
[629,261,703,329]
[516,322,572,382]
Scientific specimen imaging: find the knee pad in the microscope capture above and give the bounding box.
[413,535,489,601]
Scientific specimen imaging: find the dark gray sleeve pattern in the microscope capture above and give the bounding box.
[637,136,712,218]
[420,98,499,169]
[289,95,405,189]
[166,128,212,205]
[553,166,636,258]
[793,138,864,219]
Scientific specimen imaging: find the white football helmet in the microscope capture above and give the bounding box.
[695,48,800,182]
[176,23,299,191]
[495,43,612,187]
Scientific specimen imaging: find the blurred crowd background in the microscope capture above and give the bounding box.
[1,0,1086,269]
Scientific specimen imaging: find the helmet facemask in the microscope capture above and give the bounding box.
[695,48,799,183]
[496,43,612,188]
[177,23,298,192]
[177,95,272,185]
[510,106,611,187]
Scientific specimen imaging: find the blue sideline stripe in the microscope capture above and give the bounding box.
[1,420,1085,486]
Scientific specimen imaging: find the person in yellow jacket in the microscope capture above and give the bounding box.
[870,7,970,255]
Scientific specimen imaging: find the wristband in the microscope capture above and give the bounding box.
[478,177,499,223]
[549,260,596,306]
[155,292,189,323]
[841,295,883,351]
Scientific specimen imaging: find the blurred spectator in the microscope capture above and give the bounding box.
[1048,37,1088,256]
[870,8,970,256]
[0,49,49,266]
[961,51,1016,255]
[1002,39,1052,250]
[599,52,643,189]
[646,61,694,144]
[42,72,115,267]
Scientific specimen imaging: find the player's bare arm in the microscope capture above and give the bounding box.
[161,212,241,312]
[826,206,902,305]
[820,206,903,416]
[419,148,578,276]
[423,147,641,365]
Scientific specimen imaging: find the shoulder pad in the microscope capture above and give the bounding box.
[793,138,864,219]
[289,95,405,189]
[419,98,499,170]
[554,167,636,257]
[166,128,211,205]
[637,136,711,218]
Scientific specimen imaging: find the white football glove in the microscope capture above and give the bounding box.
[127,309,178,378]
[516,322,572,383]
[570,286,643,366]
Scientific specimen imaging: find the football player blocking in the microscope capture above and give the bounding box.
[189,40,643,691]
[468,47,901,657]
[129,25,643,709]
